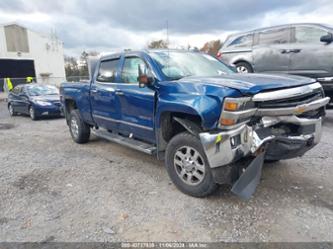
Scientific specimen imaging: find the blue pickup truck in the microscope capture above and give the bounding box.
[60,50,330,199]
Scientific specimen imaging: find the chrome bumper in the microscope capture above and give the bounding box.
[199,116,323,169]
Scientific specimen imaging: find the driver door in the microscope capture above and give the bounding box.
[288,25,333,78]
[116,55,155,144]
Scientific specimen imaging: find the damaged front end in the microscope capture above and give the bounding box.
[199,82,330,199]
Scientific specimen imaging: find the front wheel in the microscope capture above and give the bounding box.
[165,132,217,197]
[235,62,253,73]
[29,106,37,120]
[69,109,90,144]
[8,103,17,116]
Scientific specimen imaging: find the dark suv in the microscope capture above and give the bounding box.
[219,23,333,102]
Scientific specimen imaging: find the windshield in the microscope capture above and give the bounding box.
[26,85,59,96]
[149,51,234,80]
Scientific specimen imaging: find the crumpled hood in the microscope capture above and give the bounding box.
[31,95,60,102]
[177,73,316,95]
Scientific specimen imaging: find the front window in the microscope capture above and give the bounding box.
[121,57,146,84]
[149,51,234,80]
[26,85,58,96]
[295,26,329,43]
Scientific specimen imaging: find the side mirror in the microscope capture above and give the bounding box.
[138,64,154,88]
[320,33,333,44]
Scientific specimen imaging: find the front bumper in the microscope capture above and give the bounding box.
[34,105,63,117]
[200,116,322,169]
[200,95,330,169]
[318,78,333,102]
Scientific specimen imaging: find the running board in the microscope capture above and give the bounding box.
[92,129,156,155]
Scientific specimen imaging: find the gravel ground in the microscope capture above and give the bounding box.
[0,101,333,242]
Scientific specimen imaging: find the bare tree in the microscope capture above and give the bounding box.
[147,39,169,49]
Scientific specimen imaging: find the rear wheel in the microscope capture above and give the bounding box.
[69,109,90,144]
[165,132,217,197]
[235,62,253,73]
[29,106,37,120]
[8,103,17,116]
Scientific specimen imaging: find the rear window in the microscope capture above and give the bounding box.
[12,86,22,94]
[258,28,291,45]
[97,59,120,82]
[227,34,253,48]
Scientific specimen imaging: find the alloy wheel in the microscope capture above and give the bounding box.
[29,107,35,120]
[173,146,206,186]
[236,65,249,73]
[70,116,79,139]
[8,105,14,116]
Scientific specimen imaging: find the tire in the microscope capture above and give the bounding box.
[165,132,218,197]
[8,103,17,116]
[69,109,90,144]
[235,62,253,73]
[29,106,38,120]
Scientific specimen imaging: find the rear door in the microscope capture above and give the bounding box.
[116,55,155,144]
[288,25,333,78]
[220,33,254,66]
[19,87,31,114]
[9,86,22,112]
[90,57,121,131]
[252,27,292,73]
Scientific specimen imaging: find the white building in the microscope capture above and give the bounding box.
[0,23,66,87]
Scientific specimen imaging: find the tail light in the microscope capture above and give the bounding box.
[216,52,222,59]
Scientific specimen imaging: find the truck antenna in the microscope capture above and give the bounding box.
[166,20,170,75]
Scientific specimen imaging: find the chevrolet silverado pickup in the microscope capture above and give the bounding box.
[60,50,330,199]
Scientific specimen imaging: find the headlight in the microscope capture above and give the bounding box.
[35,100,52,106]
[219,97,257,128]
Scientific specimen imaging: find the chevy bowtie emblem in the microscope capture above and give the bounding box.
[295,105,306,114]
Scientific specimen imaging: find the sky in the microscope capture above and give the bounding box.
[0,0,333,56]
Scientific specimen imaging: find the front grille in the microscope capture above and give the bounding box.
[53,102,61,107]
[255,89,323,109]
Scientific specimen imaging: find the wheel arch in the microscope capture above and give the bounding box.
[156,111,204,158]
[233,59,253,67]
[64,98,78,125]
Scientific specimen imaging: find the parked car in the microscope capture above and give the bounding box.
[60,50,330,199]
[8,84,63,120]
[218,23,333,103]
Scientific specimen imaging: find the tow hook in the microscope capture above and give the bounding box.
[231,147,266,200]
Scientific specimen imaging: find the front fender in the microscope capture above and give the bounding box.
[155,93,221,130]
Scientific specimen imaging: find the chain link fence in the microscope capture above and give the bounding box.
[0,76,90,92]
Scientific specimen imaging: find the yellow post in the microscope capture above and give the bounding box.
[26,76,34,83]
[6,78,13,91]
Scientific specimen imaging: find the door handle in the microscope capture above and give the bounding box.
[290,49,301,53]
[281,49,301,54]
[91,89,98,93]
[280,49,290,54]
[115,90,124,96]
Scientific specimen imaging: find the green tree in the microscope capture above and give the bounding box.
[64,56,80,79]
